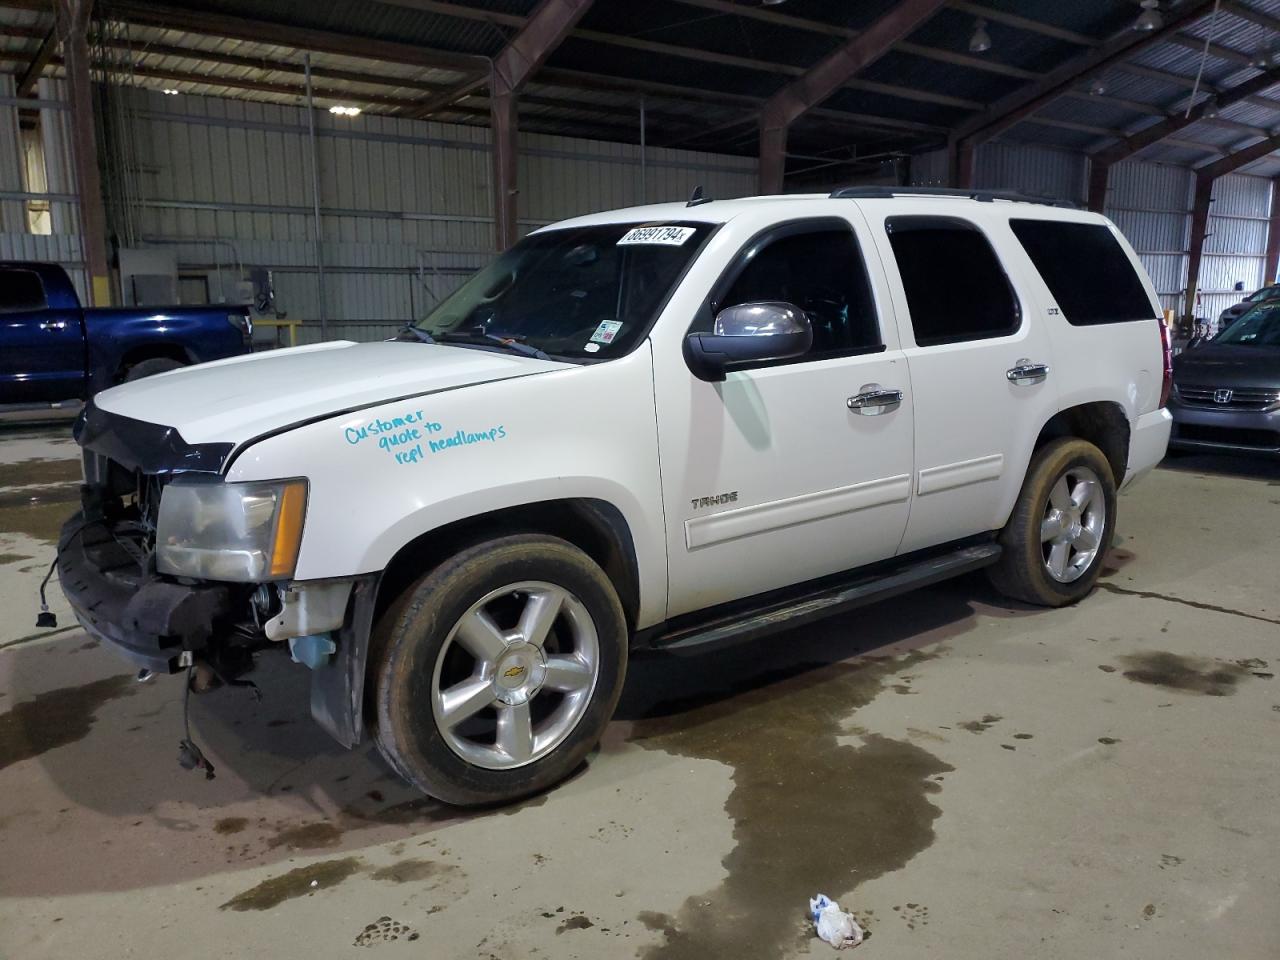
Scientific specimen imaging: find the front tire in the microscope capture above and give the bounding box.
[372,534,627,806]
[988,437,1117,607]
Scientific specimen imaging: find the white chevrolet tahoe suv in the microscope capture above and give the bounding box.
[59,187,1172,804]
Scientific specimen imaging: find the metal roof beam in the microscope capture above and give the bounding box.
[16,26,58,98]
[758,0,947,192]
[947,2,1099,46]
[94,1,490,75]
[1219,0,1280,33]
[1092,64,1280,166]
[1165,32,1255,66]
[668,0,1035,80]
[951,0,1219,186]
[1195,133,1280,179]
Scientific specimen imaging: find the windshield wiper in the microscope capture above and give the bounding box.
[396,325,436,344]
[436,330,553,361]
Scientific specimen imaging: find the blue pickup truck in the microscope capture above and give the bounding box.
[0,261,253,408]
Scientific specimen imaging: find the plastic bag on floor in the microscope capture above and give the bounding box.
[809,894,865,950]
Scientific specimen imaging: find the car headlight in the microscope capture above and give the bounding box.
[156,478,307,582]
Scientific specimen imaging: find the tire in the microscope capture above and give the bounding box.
[987,437,1117,607]
[124,357,184,381]
[372,534,628,806]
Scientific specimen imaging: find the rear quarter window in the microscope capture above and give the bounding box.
[1009,220,1156,326]
[0,268,48,313]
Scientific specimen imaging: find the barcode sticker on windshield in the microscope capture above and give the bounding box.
[617,225,696,246]
[589,319,623,344]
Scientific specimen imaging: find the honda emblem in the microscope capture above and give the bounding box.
[1214,388,1233,404]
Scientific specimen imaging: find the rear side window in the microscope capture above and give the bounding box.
[1009,219,1156,325]
[0,269,47,313]
[885,216,1020,346]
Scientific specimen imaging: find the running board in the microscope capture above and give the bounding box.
[652,542,1002,655]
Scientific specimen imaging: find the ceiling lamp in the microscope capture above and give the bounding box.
[1090,78,1107,96]
[162,88,179,96]
[329,105,362,117]
[1202,96,1219,118]
[1251,41,1273,69]
[1132,0,1163,32]
[968,18,992,54]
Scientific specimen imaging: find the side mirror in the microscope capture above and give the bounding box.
[684,301,813,382]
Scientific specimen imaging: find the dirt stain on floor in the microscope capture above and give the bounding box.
[266,821,344,850]
[214,817,250,836]
[957,713,1002,733]
[369,858,455,884]
[220,857,363,911]
[1117,652,1251,696]
[0,458,81,489]
[0,674,135,773]
[0,551,31,565]
[629,652,951,960]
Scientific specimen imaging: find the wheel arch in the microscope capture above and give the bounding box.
[115,342,192,380]
[1033,400,1130,485]
[373,497,643,632]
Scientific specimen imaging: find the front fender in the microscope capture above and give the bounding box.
[227,346,668,628]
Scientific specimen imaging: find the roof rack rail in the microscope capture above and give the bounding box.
[828,186,1075,208]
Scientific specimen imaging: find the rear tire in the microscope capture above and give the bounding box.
[372,534,627,806]
[124,357,184,381]
[988,437,1117,607]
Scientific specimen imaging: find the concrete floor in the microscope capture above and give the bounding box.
[1,421,1277,960]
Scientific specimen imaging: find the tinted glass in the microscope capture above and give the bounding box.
[0,269,47,313]
[1010,219,1156,325]
[716,227,880,358]
[1246,284,1280,303]
[1212,301,1280,347]
[415,222,712,360]
[885,217,1019,345]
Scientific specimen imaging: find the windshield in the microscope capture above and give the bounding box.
[414,221,714,360]
[1246,285,1280,302]
[1213,301,1280,347]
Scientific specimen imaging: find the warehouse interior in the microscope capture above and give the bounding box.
[2,2,1280,959]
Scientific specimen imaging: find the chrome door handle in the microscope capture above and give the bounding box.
[1006,359,1049,386]
[847,387,903,415]
[39,320,68,331]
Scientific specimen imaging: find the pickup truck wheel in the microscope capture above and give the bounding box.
[124,357,184,381]
[988,437,1116,607]
[372,534,627,806]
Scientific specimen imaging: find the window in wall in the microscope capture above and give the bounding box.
[1010,219,1156,325]
[0,268,48,313]
[885,216,1020,346]
[711,225,881,361]
[20,122,52,236]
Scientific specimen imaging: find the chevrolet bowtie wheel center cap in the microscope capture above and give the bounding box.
[493,643,547,706]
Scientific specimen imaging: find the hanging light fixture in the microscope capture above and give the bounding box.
[969,18,992,54]
[1090,78,1107,96]
[1132,0,1163,32]
[1202,96,1219,118]
[329,105,362,117]
[1250,40,1272,69]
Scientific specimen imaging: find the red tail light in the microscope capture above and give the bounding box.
[1158,316,1173,408]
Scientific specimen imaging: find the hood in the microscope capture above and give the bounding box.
[1173,341,1280,391]
[93,340,570,445]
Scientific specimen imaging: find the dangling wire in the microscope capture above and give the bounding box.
[1185,0,1223,118]
[177,665,217,780]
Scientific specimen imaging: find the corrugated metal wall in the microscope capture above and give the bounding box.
[1,85,756,340]
[911,144,1275,323]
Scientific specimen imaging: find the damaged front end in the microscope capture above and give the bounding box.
[57,402,377,748]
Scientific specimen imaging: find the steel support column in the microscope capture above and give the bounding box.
[1184,176,1213,327]
[491,78,519,252]
[56,0,110,306]
[1265,177,1280,285]
[756,0,946,194]
[1087,159,1110,213]
[486,0,594,250]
